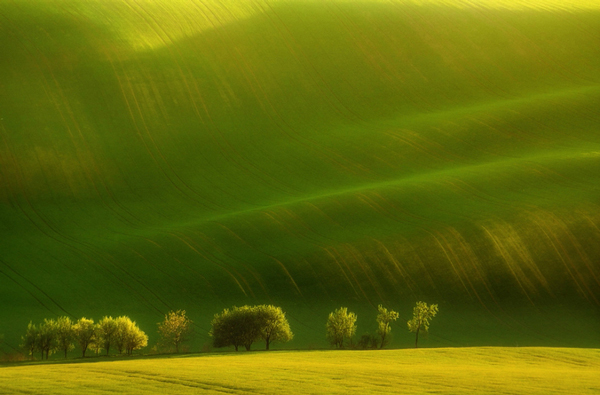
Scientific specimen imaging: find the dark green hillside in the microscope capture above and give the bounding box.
[1,0,599,352]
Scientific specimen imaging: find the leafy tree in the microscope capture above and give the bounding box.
[125,325,148,355]
[38,319,58,360]
[157,310,193,353]
[73,317,96,358]
[114,316,148,355]
[89,339,103,356]
[254,305,293,350]
[209,306,259,351]
[326,307,357,349]
[210,305,294,351]
[21,322,39,360]
[236,306,263,351]
[407,301,438,348]
[113,317,128,354]
[97,316,118,355]
[210,308,239,351]
[55,316,75,359]
[376,305,399,349]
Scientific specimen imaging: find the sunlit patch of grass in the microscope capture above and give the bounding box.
[1,348,599,394]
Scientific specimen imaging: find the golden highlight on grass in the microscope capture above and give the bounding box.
[1,348,599,394]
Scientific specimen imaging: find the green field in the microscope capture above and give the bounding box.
[1,0,599,355]
[1,348,599,394]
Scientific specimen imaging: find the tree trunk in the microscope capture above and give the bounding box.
[64,349,68,359]
[415,328,419,348]
[265,338,270,351]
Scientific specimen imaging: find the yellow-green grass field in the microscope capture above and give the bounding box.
[1,348,599,394]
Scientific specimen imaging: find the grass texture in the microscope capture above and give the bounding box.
[1,0,599,351]
[1,348,600,394]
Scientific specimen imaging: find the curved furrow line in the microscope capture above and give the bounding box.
[0,261,58,316]
[108,51,223,212]
[124,0,275,207]
[248,4,395,177]
[1,8,147,224]
[165,231,251,297]
[174,2,325,198]
[261,2,365,125]
[208,221,302,296]
[190,227,272,298]
[538,224,594,303]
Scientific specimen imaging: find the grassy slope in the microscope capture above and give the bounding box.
[1,0,599,351]
[1,348,600,394]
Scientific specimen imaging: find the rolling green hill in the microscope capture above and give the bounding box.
[1,0,599,353]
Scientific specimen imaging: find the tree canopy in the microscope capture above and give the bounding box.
[326,307,357,349]
[407,301,439,348]
[376,305,399,349]
[210,305,293,351]
[158,310,194,353]
[73,318,96,358]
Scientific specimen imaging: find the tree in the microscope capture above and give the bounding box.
[89,338,103,356]
[326,307,357,349]
[114,316,148,355]
[38,319,57,360]
[124,325,148,355]
[211,305,280,351]
[21,322,38,360]
[210,308,239,351]
[210,306,260,351]
[55,316,75,359]
[254,305,293,350]
[73,318,96,358]
[157,310,193,353]
[97,316,118,355]
[376,305,399,349]
[407,301,438,348]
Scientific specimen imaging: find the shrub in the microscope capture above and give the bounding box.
[357,333,378,349]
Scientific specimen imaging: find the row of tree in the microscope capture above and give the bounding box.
[208,301,438,352]
[209,305,293,351]
[326,302,439,349]
[21,316,148,360]
[17,302,437,359]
